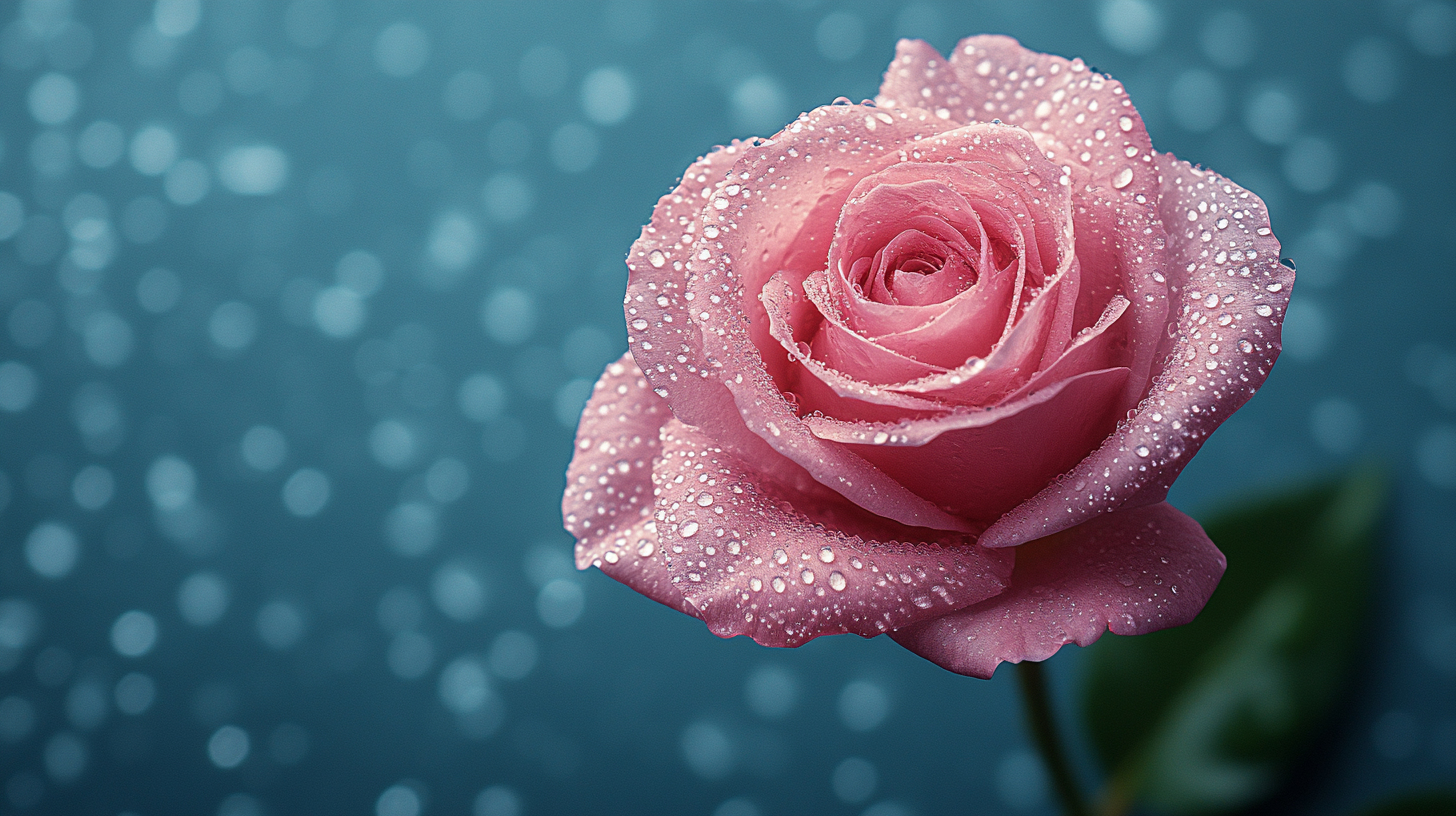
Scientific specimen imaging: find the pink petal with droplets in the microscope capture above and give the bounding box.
[562,353,696,614]
[876,35,1157,197]
[791,273,947,387]
[891,501,1225,678]
[650,420,1013,646]
[808,365,1129,524]
[829,129,1075,369]
[624,142,870,512]
[980,156,1290,548]
[762,273,950,423]
[880,270,1079,407]
[686,104,978,532]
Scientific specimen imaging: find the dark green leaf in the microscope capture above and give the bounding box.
[1080,467,1388,815]
[1353,790,1456,816]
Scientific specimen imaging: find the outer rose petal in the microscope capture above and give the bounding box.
[876,35,1156,198]
[650,420,1013,646]
[980,156,1290,548]
[626,142,869,515]
[562,354,697,615]
[891,502,1225,678]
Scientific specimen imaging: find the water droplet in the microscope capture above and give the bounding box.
[773,549,788,565]
[800,568,814,585]
[1255,304,1273,317]
[695,493,714,507]
[677,520,699,538]
[872,431,889,445]
[1238,339,1254,353]
[818,547,835,563]
[749,576,762,591]
[1119,115,1133,131]
[630,318,648,330]
[771,576,787,593]
[637,539,655,557]
[1135,445,1151,458]
[648,250,666,268]
[1112,167,1134,189]
[1266,282,1282,292]
[828,571,846,591]
[1203,293,1219,308]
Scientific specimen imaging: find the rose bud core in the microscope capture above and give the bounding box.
[562,35,1291,678]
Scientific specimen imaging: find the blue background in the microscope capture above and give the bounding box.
[0,1,1453,815]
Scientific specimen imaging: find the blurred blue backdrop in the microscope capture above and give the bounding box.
[0,1,1453,814]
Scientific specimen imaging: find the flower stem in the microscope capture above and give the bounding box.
[1015,660,1091,816]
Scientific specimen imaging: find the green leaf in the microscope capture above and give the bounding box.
[1352,790,1456,816]
[1080,467,1388,815]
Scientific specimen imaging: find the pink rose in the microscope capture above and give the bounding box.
[563,36,1291,677]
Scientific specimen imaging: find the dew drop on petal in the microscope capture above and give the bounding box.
[828,571,847,591]
[677,520,699,538]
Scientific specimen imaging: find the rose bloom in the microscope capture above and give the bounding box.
[563,36,1291,678]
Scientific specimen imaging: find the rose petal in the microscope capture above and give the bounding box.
[1065,183,1169,412]
[808,365,1129,524]
[876,35,1157,198]
[828,130,1076,368]
[687,104,978,532]
[790,272,946,386]
[650,420,1014,646]
[625,142,867,511]
[881,268,1078,406]
[763,272,949,422]
[980,155,1291,548]
[891,501,1225,678]
[562,353,696,614]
